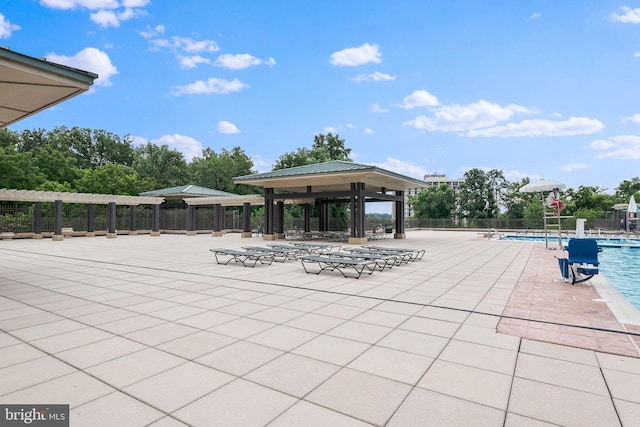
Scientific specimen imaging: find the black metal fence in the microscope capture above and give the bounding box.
[0,202,627,235]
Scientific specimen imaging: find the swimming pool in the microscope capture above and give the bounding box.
[500,235,640,310]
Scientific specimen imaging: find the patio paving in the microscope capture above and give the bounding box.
[1,230,639,426]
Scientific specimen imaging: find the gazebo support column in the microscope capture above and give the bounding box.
[151,204,160,236]
[304,203,311,233]
[241,202,252,237]
[107,202,117,238]
[129,205,138,235]
[275,201,285,239]
[186,205,197,236]
[33,202,43,239]
[394,190,406,239]
[52,199,64,241]
[348,183,368,244]
[263,188,276,240]
[86,204,95,237]
[212,204,222,237]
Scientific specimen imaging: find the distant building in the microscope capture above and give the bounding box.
[403,174,465,218]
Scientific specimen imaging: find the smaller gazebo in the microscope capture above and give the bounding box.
[234,160,427,243]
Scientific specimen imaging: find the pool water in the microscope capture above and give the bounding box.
[500,235,640,310]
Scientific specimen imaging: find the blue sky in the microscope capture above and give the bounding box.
[2,1,640,197]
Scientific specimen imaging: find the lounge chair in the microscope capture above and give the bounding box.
[241,246,299,262]
[563,238,601,284]
[326,251,397,270]
[300,255,377,279]
[210,249,275,267]
[361,245,426,261]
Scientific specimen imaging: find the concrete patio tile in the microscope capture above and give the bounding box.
[278,297,331,313]
[54,336,146,368]
[0,371,115,408]
[504,413,558,426]
[351,309,409,328]
[306,367,411,426]
[0,342,46,368]
[508,377,621,427]
[377,329,449,358]
[373,300,423,315]
[147,304,209,321]
[54,302,114,318]
[195,340,283,376]
[614,399,640,427]
[516,353,609,396]
[123,362,234,412]
[0,356,76,395]
[190,296,238,310]
[269,400,373,427]
[312,303,369,320]
[174,310,238,329]
[387,387,505,427]
[156,330,237,359]
[248,306,306,323]
[208,317,275,339]
[98,315,166,334]
[246,325,318,351]
[601,368,640,403]
[31,327,114,353]
[326,320,392,344]
[217,301,270,316]
[244,353,340,398]
[453,323,521,350]
[0,305,46,320]
[283,312,346,333]
[71,391,165,427]
[520,338,599,366]
[0,332,21,348]
[148,417,190,427]
[292,334,370,366]
[418,360,512,410]
[124,322,199,346]
[399,315,461,338]
[174,378,296,427]
[72,308,138,326]
[85,348,185,388]
[348,345,433,385]
[440,339,518,375]
[0,311,64,331]
[596,351,640,374]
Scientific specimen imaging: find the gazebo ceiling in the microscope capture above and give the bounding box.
[0,47,97,128]
[0,188,163,205]
[234,161,427,193]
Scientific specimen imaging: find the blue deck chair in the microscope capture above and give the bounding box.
[566,238,601,284]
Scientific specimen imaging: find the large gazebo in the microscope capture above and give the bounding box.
[234,161,427,244]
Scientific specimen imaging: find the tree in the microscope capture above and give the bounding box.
[188,147,255,194]
[502,177,536,218]
[31,145,80,185]
[273,132,351,170]
[615,178,640,200]
[0,129,20,149]
[0,148,46,189]
[409,184,455,218]
[74,163,141,195]
[133,142,189,189]
[457,168,498,219]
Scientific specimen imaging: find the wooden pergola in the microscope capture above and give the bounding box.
[233,161,427,244]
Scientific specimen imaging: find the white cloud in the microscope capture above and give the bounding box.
[131,133,203,162]
[622,113,640,124]
[394,90,439,109]
[561,163,591,171]
[364,128,375,134]
[46,47,117,86]
[371,103,389,113]
[350,71,396,83]
[590,135,640,159]
[323,126,338,134]
[503,169,541,182]
[179,55,210,69]
[139,24,164,39]
[371,158,428,180]
[0,14,20,38]
[329,43,381,67]
[170,78,248,96]
[250,154,272,173]
[217,121,240,134]
[609,7,640,24]
[530,13,541,19]
[404,100,531,132]
[41,0,149,27]
[467,117,604,137]
[214,53,276,70]
[146,35,219,54]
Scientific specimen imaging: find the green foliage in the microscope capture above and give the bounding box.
[409,184,455,218]
[615,177,640,200]
[273,132,351,170]
[0,147,46,189]
[457,168,499,219]
[74,163,141,195]
[133,142,189,188]
[188,146,256,194]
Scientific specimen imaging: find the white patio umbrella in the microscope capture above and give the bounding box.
[628,195,637,214]
[519,179,566,193]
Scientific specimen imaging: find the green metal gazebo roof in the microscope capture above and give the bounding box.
[140,185,236,199]
[233,160,427,192]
